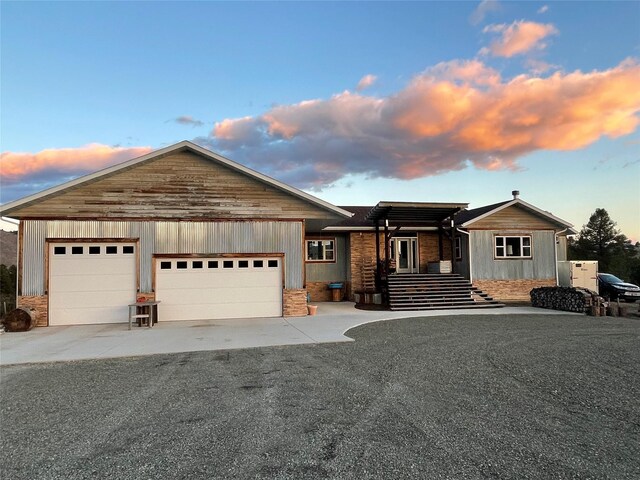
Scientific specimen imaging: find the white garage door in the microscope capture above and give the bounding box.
[155,256,283,321]
[49,242,137,325]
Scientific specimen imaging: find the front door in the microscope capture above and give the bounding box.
[392,238,418,274]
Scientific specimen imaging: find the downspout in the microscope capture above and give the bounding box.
[456,228,471,282]
[554,228,569,286]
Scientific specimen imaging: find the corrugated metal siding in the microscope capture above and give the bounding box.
[470,230,556,280]
[306,235,347,282]
[557,236,568,262]
[22,221,47,295]
[21,220,303,295]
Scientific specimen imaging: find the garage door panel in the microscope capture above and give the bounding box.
[49,305,129,325]
[157,272,280,290]
[49,274,135,293]
[156,256,283,321]
[50,290,136,310]
[51,257,135,275]
[158,285,281,306]
[160,301,281,321]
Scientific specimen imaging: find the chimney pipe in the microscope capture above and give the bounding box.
[512,190,520,199]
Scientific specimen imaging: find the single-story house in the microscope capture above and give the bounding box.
[0,141,575,326]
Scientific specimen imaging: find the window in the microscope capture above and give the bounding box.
[54,246,66,255]
[495,235,532,258]
[208,261,218,269]
[223,260,234,269]
[123,246,134,254]
[176,261,188,269]
[268,259,278,268]
[306,239,335,262]
[192,261,203,269]
[454,237,462,260]
[89,246,100,255]
[239,260,249,268]
[106,246,118,254]
[253,260,264,268]
[160,261,172,270]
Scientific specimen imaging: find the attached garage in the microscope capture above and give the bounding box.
[1,141,351,327]
[155,255,283,321]
[48,242,137,325]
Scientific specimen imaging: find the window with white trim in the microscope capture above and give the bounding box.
[306,239,335,262]
[454,237,462,260]
[495,235,532,258]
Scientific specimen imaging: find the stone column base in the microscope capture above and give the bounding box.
[17,295,48,327]
[283,289,308,317]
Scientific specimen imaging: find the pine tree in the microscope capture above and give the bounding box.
[571,208,632,273]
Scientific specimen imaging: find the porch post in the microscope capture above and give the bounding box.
[438,225,444,260]
[375,220,381,291]
[384,218,389,304]
[450,219,456,274]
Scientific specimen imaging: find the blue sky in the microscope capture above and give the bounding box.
[1,1,639,239]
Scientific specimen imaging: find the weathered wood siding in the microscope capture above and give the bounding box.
[470,205,561,230]
[21,219,304,295]
[10,151,338,220]
[470,230,556,280]
[305,234,348,282]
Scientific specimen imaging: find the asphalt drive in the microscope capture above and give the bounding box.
[1,314,639,480]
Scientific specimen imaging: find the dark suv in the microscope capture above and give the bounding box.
[597,273,640,302]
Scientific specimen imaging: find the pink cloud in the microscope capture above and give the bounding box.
[356,74,378,91]
[1,144,152,201]
[482,20,558,57]
[206,58,640,189]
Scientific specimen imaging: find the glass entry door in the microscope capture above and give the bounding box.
[392,237,418,274]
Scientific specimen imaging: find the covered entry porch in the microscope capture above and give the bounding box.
[364,202,503,310]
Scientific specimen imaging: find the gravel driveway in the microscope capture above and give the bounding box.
[2,314,639,479]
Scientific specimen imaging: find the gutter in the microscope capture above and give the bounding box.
[554,228,570,285]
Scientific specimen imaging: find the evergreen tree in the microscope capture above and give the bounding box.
[569,208,636,280]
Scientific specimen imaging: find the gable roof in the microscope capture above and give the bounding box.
[456,198,576,233]
[0,141,352,220]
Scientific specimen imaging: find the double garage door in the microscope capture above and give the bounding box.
[48,242,283,325]
[155,256,283,321]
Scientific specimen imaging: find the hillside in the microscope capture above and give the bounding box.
[0,230,18,267]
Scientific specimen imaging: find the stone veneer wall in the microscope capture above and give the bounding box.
[474,278,556,302]
[17,295,48,327]
[418,232,451,272]
[306,282,332,302]
[283,288,308,316]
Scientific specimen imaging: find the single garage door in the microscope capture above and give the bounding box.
[155,256,283,321]
[49,242,137,325]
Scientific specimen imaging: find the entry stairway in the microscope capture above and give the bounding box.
[387,274,505,311]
